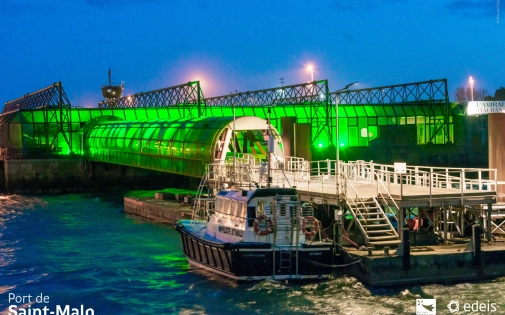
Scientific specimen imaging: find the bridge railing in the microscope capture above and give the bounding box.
[207,157,498,201]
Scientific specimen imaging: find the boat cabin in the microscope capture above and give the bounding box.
[206,187,314,245]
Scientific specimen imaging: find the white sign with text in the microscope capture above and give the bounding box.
[467,101,505,115]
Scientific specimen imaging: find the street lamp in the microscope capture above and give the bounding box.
[335,81,358,205]
[469,76,474,101]
[307,65,314,82]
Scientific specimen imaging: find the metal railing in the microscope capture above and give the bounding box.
[205,158,498,204]
[375,173,400,222]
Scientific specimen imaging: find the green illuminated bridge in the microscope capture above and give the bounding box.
[0,78,466,177]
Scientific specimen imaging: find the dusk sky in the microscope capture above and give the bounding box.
[1,0,502,110]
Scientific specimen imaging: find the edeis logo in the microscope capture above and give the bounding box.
[416,299,436,315]
[447,300,498,313]
[447,300,459,313]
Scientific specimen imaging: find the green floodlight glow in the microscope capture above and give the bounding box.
[318,143,323,148]
[340,143,345,147]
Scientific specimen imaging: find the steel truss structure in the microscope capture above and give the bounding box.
[206,80,332,146]
[3,82,72,152]
[98,81,206,117]
[331,79,451,144]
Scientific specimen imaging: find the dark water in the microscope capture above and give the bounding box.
[1,193,504,315]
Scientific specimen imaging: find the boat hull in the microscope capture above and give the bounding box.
[175,221,335,280]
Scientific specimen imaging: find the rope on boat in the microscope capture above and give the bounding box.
[316,221,360,250]
[273,243,365,269]
[303,256,365,268]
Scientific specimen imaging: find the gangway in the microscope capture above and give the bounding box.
[199,158,499,247]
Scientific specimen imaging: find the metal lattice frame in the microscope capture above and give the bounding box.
[3,82,72,151]
[331,79,451,143]
[3,82,70,113]
[206,80,332,145]
[98,81,206,117]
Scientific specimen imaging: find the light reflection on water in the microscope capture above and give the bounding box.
[0,193,504,315]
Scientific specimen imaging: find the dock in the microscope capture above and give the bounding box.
[124,186,505,286]
[124,189,195,223]
[343,241,505,286]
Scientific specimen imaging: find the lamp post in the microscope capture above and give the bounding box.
[469,76,474,101]
[307,65,314,82]
[335,81,358,205]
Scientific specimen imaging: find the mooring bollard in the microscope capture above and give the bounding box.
[402,228,410,270]
[473,224,482,266]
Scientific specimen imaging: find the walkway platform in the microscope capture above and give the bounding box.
[201,159,500,247]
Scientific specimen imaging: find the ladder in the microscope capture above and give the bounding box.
[279,247,292,270]
[272,195,302,277]
[192,171,213,222]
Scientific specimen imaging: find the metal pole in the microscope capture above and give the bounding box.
[471,80,474,101]
[473,224,482,266]
[443,205,448,243]
[334,82,357,205]
[487,203,492,242]
[267,108,271,188]
[402,228,410,270]
[336,93,340,208]
[233,103,236,184]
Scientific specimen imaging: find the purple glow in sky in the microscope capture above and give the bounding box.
[0,0,503,109]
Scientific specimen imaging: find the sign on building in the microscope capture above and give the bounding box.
[467,101,505,115]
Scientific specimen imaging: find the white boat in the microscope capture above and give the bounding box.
[175,172,336,280]
[175,111,336,280]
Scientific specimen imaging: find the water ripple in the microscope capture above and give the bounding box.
[1,193,504,314]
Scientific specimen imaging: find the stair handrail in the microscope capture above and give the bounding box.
[374,170,401,223]
[341,172,373,243]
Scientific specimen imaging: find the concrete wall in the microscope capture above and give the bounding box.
[340,143,488,168]
[4,158,83,193]
[488,113,505,202]
[345,247,505,286]
[1,158,199,193]
[124,197,192,223]
[280,117,296,157]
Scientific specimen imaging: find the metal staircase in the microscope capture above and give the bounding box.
[342,173,400,247]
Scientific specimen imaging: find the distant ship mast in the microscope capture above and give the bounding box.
[101,68,124,99]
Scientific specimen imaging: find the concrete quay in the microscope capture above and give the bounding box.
[124,193,194,223]
[343,241,505,286]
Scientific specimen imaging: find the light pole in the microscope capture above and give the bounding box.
[335,81,358,205]
[469,76,474,101]
[307,65,314,82]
